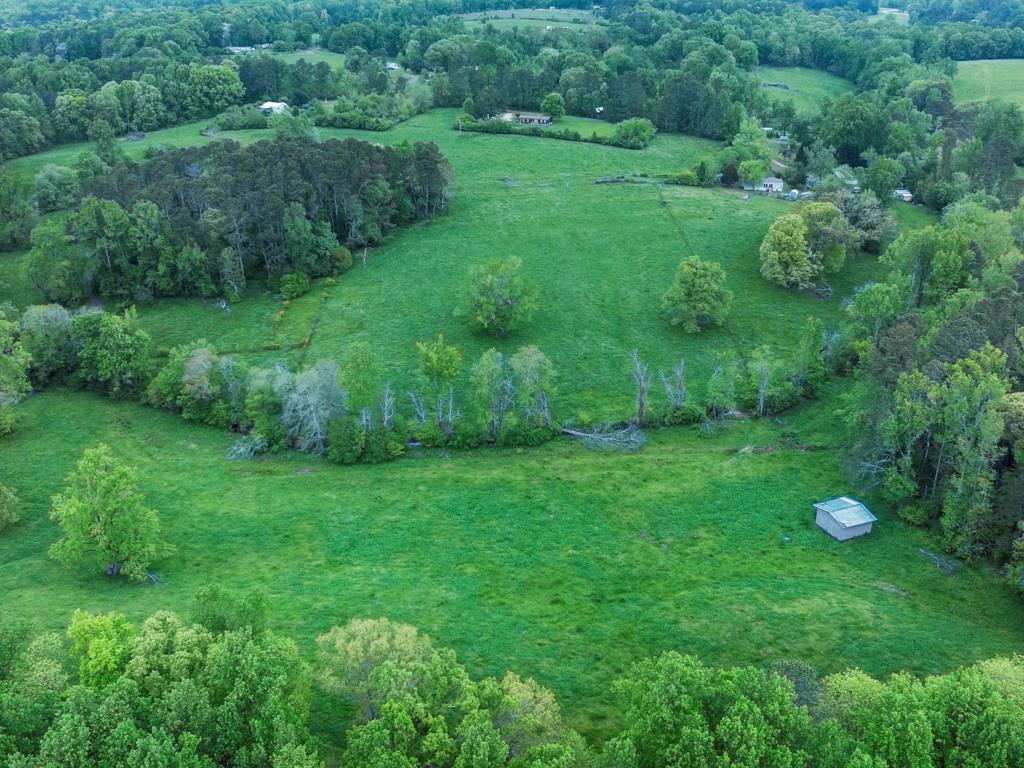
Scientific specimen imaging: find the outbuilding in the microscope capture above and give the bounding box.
[893,188,913,202]
[259,101,289,114]
[814,497,877,541]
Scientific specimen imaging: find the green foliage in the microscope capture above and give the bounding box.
[71,311,152,397]
[661,256,733,333]
[49,443,173,582]
[279,272,312,300]
[0,481,20,532]
[0,317,31,414]
[68,610,137,689]
[759,214,819,289]
[610,118,656,150]
[461,257,539,338]
[540,93,566,120]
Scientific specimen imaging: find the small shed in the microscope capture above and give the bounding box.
[814,497,877,541]
[259,101,288,115]
[893,188,913,202]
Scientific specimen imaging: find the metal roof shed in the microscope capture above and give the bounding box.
[814,497,877,541]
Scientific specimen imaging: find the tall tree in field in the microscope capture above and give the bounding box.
[49,444,173,582]
[540,92,565,120]
[759,214,819,289]
[662,256,732,333]
[461,257,539,338]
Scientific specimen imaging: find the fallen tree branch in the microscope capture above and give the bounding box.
[562,423,647,452]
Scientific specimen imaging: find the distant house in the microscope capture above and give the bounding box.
[259,101,288,114]
[893,188,913,202]
[227,45,255,54]
[743,176,784,193]
[385,61,399,71]
[814,497,877,541]
[516,113,553,125]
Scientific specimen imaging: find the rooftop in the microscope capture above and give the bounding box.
[814,497,877,528]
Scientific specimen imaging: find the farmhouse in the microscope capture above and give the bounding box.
[814,497,877,541]
[516,113,553,125]
[259,101,289,114]
[743,176,784,193]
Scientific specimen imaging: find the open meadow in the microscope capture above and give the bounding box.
[455,8,604,30]
[757,66,855,116]
[2,387,1022,748]
[954,59,1024,106]
[1,110,917,420]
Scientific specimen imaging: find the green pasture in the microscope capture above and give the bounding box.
[954,59,1024,106]
[758,66,855,116]
[1,389,1021,745]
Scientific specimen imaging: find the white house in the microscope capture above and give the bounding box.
[743,176,784,193]
[259,101,288,114]
[893,188,913,202]
[385,61,399,71]
[814,497,877,541]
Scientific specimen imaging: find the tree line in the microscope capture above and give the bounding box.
[0,592,1021,767]
[22,134,451,303]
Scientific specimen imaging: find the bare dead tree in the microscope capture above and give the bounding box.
[659,357,687,411]
[407,390,427,425]
[380,382,395,429]
[562,423,646,452]
[279,360,346,456]
[630,350,652,425]
[752,358,771,417]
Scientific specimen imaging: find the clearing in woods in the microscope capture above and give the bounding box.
[757,66,856,117]
[954,59,1024,106]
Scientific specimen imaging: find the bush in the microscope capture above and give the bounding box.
[611,118,656,149]
[279,272,312,300]
[0,406,15,436]
[33,164,79,212]
[71,311,152,397]
[18,304,77,385]
[327,419,405,464]
[665,401,705,425]
[0,482,20,532]
[215,106,268,130]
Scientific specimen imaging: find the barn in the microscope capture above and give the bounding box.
[813,497,877,541]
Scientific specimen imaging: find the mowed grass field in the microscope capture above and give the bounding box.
[758,66,854,116]
[456,8,604,30]
[2,388,1023,746]
[0,109,930,419]
[954,59,1024,105]
[268,48,347,68]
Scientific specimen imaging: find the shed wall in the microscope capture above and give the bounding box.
[815,510,874,541]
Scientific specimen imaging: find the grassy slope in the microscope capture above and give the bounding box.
[269,48,348,68]
[954,60,1024,106]
[2,389,1022,743]
[758,66,854,116]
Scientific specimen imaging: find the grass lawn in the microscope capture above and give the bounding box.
[2,388,1022,747]
[269,48,348,69]
[867,8,910,24]
[456,8,603,30]
[757,66,854,116]
[543,114,618,138]
[954,59,1024,106]
[4,119,215,181]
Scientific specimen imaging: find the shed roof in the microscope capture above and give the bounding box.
[814,496,877,528]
